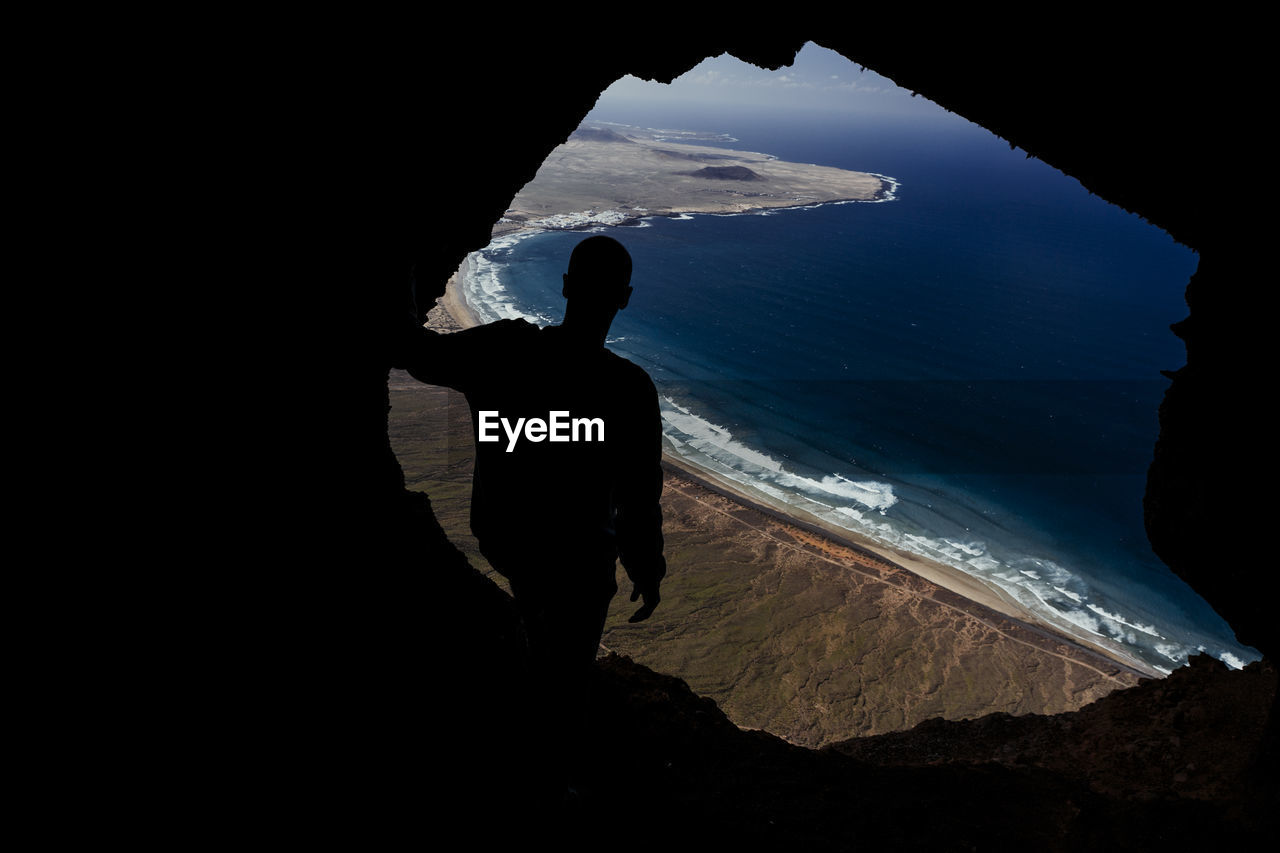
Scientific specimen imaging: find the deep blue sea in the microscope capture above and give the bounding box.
[459,103,1256,675]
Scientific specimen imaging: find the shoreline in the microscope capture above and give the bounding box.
[660,454,1155,681]
[441,263,482,330]
[433,267,1161,681]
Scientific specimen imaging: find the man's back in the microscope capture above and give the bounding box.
[462,323,660,554]
[407,317,664,582]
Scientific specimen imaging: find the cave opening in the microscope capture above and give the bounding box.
[399,42,1258,744]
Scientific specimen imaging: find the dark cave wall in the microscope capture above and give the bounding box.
[319,19,1269,655]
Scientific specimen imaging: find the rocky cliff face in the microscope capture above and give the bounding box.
[828,653,1276,806]
[580,651,1276,847]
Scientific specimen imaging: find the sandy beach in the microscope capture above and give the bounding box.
[439,264,481,330]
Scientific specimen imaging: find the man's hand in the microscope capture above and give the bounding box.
[627,579,660,623]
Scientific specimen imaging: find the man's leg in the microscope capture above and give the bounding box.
[508,564,616,676]
[507,562,617,792]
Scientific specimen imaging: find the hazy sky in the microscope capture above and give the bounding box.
[590,42,947,119]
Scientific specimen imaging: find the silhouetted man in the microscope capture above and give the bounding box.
[400,235,666,682]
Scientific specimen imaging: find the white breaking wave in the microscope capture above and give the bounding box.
[945,539,987,558]
[661,399,783,473]
[870,173,900,202]
[808,474,898,512]
[458,237,556,327]
[1085,604,1164,638]
[1053,585,1083,603]
[661,397,896,514]
[1196,646,1247,671]
[1219,651,1246,670]
[1049,604,1107,638]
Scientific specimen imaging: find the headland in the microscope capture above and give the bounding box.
[492,123,892,237]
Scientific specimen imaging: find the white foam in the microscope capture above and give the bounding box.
[661,399,783,473]
[967,555,1001,572]
[1053,585,1083,603]
[661,398,897,515]
[1054,607,1107,638]
[871,173,900,202]
[457,233,553,326]
[804,474,897,512]
[1085,604,1163,638]
[944,539,987,557]
[1220,651,1246,670]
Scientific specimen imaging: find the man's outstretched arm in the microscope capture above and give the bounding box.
[394,315,537,392]
[389,277,463,387]
[393,325,456,387]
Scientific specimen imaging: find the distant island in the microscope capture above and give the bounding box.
[492,123,892,236]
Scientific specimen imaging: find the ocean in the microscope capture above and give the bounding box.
[457,102,1256,675]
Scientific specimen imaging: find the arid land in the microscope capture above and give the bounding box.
[492,123,890,237]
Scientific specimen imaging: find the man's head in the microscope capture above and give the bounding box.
[562,235,633,312]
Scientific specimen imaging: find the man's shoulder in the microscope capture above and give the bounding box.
[601,350,658,396]
[450,317,541,353]
[601,348,645,375]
